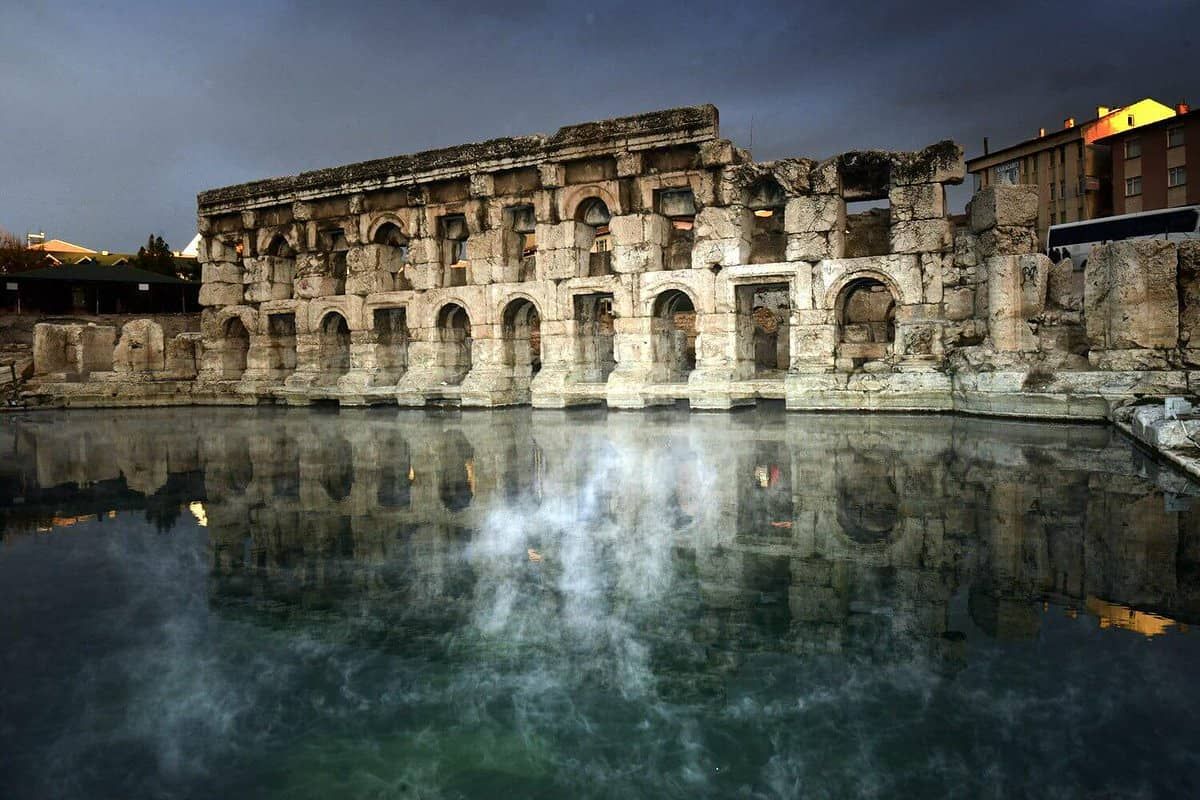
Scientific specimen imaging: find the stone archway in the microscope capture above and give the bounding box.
[318,311,351,384]
[652,289,696,382]
[575,197,613,276]
[836,277,896,370]
[502,298,542,401]
[221,317,249,379]
[574,293,616,382]
[436,303,473,385]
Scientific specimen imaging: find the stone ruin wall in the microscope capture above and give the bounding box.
[24,104,1200,417]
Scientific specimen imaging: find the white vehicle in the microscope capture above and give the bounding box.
[1046,204,1200,270]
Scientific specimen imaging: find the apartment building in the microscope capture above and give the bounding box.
[1098,106,1198,215]
[967,98,1178,242]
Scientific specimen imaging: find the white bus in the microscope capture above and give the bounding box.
[1046,204,1200,270]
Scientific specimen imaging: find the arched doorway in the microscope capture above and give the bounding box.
[436,303,472,385]
[265,233,294,258]
[222,317,249,379]
[836,278,896,369]
[652,290,696,382]
[318,311,351,384]
[576,197,613,276]
[574,293,616,382]
[502,298,542,401]
[371,222,412,290]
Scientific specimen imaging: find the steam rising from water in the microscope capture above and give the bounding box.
[2,407,1199,798]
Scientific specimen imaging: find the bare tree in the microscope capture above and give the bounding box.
[0,228,46,274]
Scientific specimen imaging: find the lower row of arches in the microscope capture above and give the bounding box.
[214,278,901,385]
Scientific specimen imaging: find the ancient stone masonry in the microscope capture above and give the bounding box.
[22,105,1200,418]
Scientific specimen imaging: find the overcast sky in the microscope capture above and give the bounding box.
[1,0,1196,252]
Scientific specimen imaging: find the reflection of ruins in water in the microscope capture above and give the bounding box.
[4,407,1200,680]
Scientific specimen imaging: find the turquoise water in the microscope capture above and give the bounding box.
[2,406,1199,799]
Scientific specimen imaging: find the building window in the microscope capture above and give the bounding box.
[994,160,1019,185]
[1049,183,1056,200]
[1168,126,1185,148]
[1050,212,1057,225]
[1125,176,1142,197]
[1169,166,1187,188]
[1124,138,1141,159]
[1060,180,1066,199]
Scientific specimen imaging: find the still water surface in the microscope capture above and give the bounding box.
[2,406,1200,799]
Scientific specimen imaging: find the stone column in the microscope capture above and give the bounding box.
[605,316,658,408]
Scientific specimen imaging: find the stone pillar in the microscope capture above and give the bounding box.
[691,206,751,269]
[784,194,845,261]
[1085,240,1179,369]
[605,316,658,408]
[610,213,669,273]
[283,333,322,391]
[985,254,1049,352]
[337,329,383,392]
[535,221,589,280]
[530,319,577,408]
[459,327,514,407]
[687,310,752,409]
[113,319,166,375]
[243,256,294,303]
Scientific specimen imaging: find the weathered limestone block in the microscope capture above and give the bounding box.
[986,254,1049,352]
[976,226,1038,258]
[611,213,669,273]
[787,232,838,262]
[293,254,343,299]
[202,262,242,284]
[953,230,979,269]
[538,163,565,188]
[114,319,166,374]
[165,333,201,379]
[889,141,965,186]
[613,243,664,273]
[406,238,441,290]
[890,219,951,255]
[784,195,843,234]
[699,140,736,167]
[463,230,502,284]
[808,159,841,194]
[969,185,1039,233]
[198,236,241,264]
[198,282,244,307]
[610,214,671,247]
[888,184,944,222]
[1178,241,1200,349]
[692,206,751,269]
[944,286,975,321]
[469,172,494,197]
[1047,258,1083,311]
[539,247,587,280]
[1085,240,1179,351]
[33,323,116,377]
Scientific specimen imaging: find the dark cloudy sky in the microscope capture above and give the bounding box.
[1,0,1196,252]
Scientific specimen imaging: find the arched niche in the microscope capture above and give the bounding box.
[436,303,473,385]
[221,317,249,379]
[318,311,352,382]
[651,289,696,382]
[836,277,897,369]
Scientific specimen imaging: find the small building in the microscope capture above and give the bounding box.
[5,261,199,314]
[966,98,1181,243]
[1096,106,1198,215]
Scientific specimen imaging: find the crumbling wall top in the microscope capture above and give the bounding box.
[198,105,720,213]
